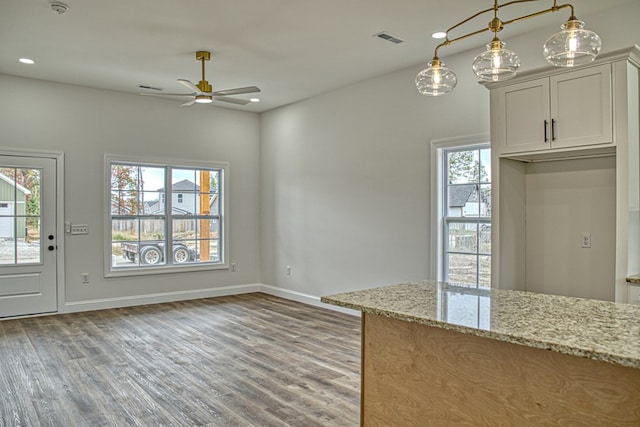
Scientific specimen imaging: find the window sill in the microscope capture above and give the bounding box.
[105,262,230,278]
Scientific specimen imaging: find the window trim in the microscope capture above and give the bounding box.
[429,135,490,283]
[103,154,230,278]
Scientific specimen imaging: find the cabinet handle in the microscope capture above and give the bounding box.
[544,120,549,142]
[551,119,557,141]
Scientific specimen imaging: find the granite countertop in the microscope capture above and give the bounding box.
[628,274,640,284]
[321,281,640,369]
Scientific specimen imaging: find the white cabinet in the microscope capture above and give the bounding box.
[493,64,612,156]
[489,46,640,304]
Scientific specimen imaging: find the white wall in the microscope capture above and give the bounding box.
[260,53,490,297]
[524,157,616,301]
[260,1,640,299]
[0,75,261,308]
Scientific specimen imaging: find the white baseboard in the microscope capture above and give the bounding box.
[61,283,360,317]
[63,283,261,313]
[259,284,361,317]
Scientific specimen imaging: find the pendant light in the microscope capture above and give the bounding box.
[543,17,602,67]
[416,58,457,96]
[416,0,602,96]
[472,38,520,82]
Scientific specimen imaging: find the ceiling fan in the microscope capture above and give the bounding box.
[141,51,261,106]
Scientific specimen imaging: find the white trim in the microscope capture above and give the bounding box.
[103,154,231,277]
[62,283,261,313]
[59,283,361,317]
[260,284,361,317]
[429,134,490,282]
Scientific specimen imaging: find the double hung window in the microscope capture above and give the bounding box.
[107,158,226,275]
[442,146,491,286]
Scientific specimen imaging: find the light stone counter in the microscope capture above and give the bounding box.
[321,281,640,369]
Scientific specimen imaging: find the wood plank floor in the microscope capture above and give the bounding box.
[0,293,361,426]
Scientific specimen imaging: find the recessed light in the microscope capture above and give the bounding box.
[18,58,35,64]
[432,31,447,39]
[249,98,260,103]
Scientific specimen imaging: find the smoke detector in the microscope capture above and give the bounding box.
[49,1,69,14]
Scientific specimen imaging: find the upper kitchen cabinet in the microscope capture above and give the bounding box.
[491,63,612,157]
[489,46,640,304]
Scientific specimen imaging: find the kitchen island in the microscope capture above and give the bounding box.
[321,281,640,425]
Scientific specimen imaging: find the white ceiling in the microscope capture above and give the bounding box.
[0,0,626,112]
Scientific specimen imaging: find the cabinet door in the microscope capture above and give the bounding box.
[551,64,612,149]
[496,78,551,154]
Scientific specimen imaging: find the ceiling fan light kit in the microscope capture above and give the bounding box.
[140,50,261,107]
[416,0,602,96]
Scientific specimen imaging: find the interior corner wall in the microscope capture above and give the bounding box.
[259,0,640,300]
[0,75,261,306]
[259,55,491,298]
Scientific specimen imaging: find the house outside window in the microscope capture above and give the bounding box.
[106,157,227,276]
[443,146,491,286]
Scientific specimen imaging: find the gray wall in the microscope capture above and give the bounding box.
[0,76,261,305]
[260,1,640,298]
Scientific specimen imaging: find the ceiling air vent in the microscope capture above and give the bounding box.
[373,31,405,44]
[138,84,163,91]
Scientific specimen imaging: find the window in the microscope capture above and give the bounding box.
[107,158,227,275]
[442,145,491,286]
[430,136,491,287]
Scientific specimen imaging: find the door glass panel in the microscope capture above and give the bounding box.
[18,217,40,264]
[0,168,42,265]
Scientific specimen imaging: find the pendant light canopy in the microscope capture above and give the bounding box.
[416,0,602,96]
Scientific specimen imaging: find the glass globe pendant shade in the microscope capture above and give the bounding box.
[415,58,457,96]
[543,19,601,67]
[472,39,520,82]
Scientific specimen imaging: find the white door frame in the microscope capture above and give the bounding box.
[0,146,65,317]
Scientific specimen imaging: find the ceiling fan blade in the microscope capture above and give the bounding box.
[211,86,261,96]
[180,99,197,107]
[177,79,202,94]
[213,96,251,105]
[140,92,196,97]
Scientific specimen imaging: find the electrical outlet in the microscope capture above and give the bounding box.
[286,265,291,275]
[81,273,89,284]
[231,262,236,272]
[581,233,591,248]
[70,224,89,235]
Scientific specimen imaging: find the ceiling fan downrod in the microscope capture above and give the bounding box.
[195,50,212,93]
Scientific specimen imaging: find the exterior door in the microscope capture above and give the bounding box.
[0,156,57,317]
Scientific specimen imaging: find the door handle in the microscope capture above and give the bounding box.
[551,119,557,141]
[544,120,549,142]
[48,245,56,251]
[48,235,54,240]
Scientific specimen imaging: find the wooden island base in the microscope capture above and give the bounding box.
[362,313,640,426]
